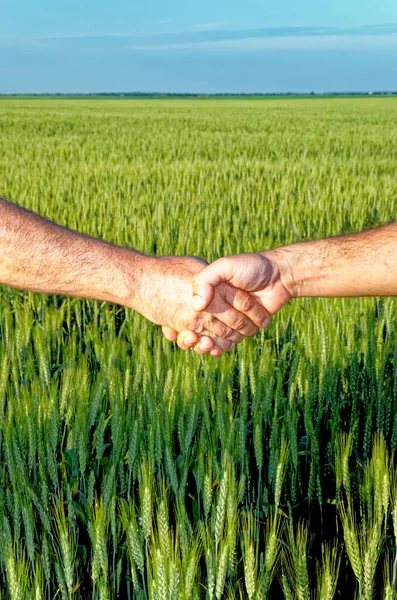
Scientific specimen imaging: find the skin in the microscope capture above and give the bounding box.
[169,222,397,354]
[0,197,269,354]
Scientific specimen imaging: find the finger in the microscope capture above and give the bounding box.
[192,258,234,312]
[222,285,271,328]
[183,317,243,349]
[200,327,243,345]
[162,326,178,342]
[197,336,215,352]
[199,316,235,341]
[193,336,216,355]
[199,333,236,352]
[207,301,260,337]
[225,330,244,344]
[196,330,242,354]
[209,347,223,357]
[214,339,236,352]
[194,342,232,355]
[193,343,224,357]
[190,333,234,354]
[176,330,201,350]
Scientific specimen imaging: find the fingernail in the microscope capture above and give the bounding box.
[224,341,235,351]
[262,317,270,327]
[198,342,209,352]
[192,296,204,310]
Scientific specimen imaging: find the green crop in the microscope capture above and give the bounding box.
[0,97,397,598]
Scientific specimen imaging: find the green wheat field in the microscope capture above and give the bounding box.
[1,97,397,599]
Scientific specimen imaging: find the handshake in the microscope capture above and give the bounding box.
[136,250,294,357]
[2,197,395,339]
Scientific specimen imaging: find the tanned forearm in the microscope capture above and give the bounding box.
[269,223,397,298]
[0,197,144,307]
[0,198,268,355]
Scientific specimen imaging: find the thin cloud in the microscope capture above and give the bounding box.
[153,33,397,52]
[196,21,228,31]
[127,23,397,52]
[1,23,397,53]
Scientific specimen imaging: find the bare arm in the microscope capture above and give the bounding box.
[177,223,397,353]
[0,197,268,355]
[0,197,140,305]
[272,222,397,299]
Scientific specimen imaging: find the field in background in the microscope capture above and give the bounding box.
[0,98,397,599]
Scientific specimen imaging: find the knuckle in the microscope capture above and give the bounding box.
[220,325,234,339]
[215,256,228,269]
[222,256,233,271]
[233,316,247,331]
[207,316,236,340]
[237,293,254,312]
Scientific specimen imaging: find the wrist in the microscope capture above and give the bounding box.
[104,245,153,311]
[260,246,298,299]
[265,241,327,299]
[263,244,311,299]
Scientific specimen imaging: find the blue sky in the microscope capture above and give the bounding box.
[1,0,397,93]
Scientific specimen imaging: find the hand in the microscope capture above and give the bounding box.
[171,251,293,354]
[192,252,293,316]
[136,255,270,357]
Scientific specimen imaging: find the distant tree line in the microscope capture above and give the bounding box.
[0,91,396,98]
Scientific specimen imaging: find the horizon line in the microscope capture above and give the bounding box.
[1,91,397,95]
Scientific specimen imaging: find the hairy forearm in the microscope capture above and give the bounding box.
[268,223,397,298]
[0,197,144,307]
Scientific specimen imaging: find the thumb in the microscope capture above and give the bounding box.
[192,258,233,312]
[162,326,178,342]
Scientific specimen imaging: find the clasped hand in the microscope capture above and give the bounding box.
[153,252,292,357]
